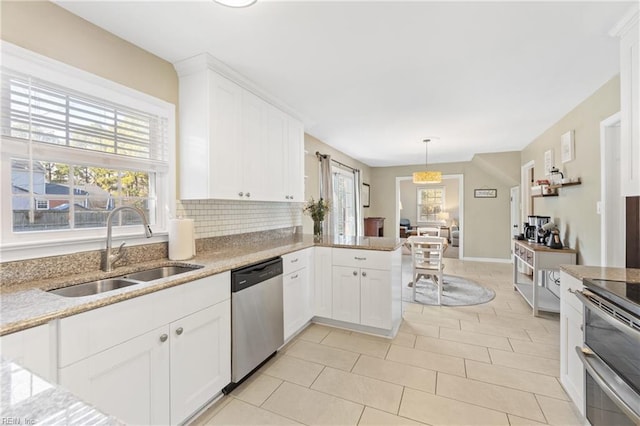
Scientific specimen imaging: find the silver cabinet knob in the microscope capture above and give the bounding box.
[245,192,251,197]
[238,192,244,197]
[176,327,184,336]
[353,271,357,276]
[362,271,367,277]
[159,334,168,343]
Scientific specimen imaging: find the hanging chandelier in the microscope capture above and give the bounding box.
[413,139,442,184]
[213,0,257,8]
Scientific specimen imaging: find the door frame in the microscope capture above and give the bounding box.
[396,174,464,259]
[600,111,625,267]
[510,186,521,239]
[521,160,535,221]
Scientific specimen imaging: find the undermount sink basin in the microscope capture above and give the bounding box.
[48,278,138,298]
[122,265,203,282]
[48,264,203,297]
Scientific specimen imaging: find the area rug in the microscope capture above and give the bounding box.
[403,275,495,306]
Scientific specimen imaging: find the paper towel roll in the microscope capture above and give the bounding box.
[169,218,195,260]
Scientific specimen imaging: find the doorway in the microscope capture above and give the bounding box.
[510,186,521,239]
[600,112,625,267]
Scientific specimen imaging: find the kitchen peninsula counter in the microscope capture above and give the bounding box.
[0,234,402,336]
[560,264,640,283]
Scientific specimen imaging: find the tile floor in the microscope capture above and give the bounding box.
[192,256,582,426]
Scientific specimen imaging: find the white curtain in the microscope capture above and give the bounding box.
[319,154,334,235]
[354,169,364,236]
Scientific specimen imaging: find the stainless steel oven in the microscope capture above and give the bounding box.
[575,279,640,426]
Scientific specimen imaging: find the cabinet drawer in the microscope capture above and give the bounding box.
[59,272,230,367]
[283,248,311,275]
[560,271,584,314]
[332,248,391,270]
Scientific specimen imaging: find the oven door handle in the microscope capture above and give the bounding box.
[574,290,640,343]
[576,346,640,424]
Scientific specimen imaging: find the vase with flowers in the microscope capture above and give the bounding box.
[303,197,330,238]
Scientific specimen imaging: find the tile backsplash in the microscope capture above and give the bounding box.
[176,199,303,239]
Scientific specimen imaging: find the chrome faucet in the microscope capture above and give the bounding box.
[103,206,153,272]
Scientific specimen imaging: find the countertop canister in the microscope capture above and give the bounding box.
[168,218,195,260]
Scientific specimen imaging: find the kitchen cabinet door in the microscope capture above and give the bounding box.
[265,105,287,201]
[360,268,392,329]
[284,117,304,201]
[170,301,231,425]
[314,247,332,318]
[241,91,269,201]
[59,326,171,426]
[0,323,54,382]
[620,18,640,196]
[283,267,310,340]
[559,271,585,416]
[332,266,360,324]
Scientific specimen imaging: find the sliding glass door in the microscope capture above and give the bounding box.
[332,166,356,236]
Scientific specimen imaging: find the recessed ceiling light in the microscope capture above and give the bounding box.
[213,0,257,8]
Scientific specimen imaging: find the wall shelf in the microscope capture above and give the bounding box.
[532,193,559,198]
[548,181,581,189]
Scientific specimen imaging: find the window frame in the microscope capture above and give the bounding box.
[416,185,446,224]
[0,42,176,261]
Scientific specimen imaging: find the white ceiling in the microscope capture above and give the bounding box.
[54,0,634,167]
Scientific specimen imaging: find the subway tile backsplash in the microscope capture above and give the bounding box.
[176,199,303,239]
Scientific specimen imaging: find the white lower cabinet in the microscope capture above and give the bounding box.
[283,248,313,340]
[0,323,55,382]
[332,265,361,324]
[313,247,332,318]
[58,272,231,425]
[360,268,393,329]
[559,271,585,416]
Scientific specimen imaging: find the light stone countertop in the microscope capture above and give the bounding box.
[0,357,123,425]
[560,264,640,283]
[0,234,402,336]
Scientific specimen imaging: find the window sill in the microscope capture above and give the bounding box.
[0,233,168,263]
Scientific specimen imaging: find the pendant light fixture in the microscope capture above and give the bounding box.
[213,0,257,8]
[413,138,442,184]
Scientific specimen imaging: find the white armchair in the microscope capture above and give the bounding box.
[451,226,460,247]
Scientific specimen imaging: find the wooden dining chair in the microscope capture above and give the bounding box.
[409,236,446,304]
[416,226,441,237]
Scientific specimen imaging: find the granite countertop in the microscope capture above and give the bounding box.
[561,264,640,282]
[0,357,123,425]
[0,234,402,336]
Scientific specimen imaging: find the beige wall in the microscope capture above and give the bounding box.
[369,151,521,259]
[304,133,372,233]
[399,178,460,226]
[521,76,620,265]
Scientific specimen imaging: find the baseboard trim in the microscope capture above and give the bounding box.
[462,256,512,264]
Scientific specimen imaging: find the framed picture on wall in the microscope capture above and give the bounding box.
[474,188,497,198]
[362,183,370,207]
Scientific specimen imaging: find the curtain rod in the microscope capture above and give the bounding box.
[315,151,359,172]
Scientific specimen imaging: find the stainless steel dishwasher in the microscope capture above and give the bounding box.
[224,257,283,393]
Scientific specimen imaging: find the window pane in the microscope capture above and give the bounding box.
[13,199,70,232]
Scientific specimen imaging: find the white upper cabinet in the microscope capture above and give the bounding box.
[175,54,304,202]
[614,10,640,196]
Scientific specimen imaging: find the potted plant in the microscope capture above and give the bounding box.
[303,197,330,237]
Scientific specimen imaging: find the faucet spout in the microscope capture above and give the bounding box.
[103,206,153,272]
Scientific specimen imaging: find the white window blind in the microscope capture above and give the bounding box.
[1,70,168,161]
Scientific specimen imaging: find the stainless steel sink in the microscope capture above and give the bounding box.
[47,264,203,297]
[48,278,139,298]
[122,265,203,282]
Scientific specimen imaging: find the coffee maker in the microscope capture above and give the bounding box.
[525,215,551,244]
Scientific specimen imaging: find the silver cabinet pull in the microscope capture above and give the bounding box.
[245,192,251,197]
[291,274,299,280]
[354,256,366,261]
[238,192,244,197]
[291,258,299,263]
[159,334,168,343]
[362,271,367,277]
[176,327,184,336]
[352,271,357,276]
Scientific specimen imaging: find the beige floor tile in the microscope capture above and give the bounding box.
[386,345,466,377]
[436,373,546,422]
[207,399,301,425]
[321,330,390,358]
[526,329,560,346]
[403,310,461,329]
[311,367,403,414]
[391,331,416,348]
[358,407,426,425]
[399,320,440,338]
[421,306,481,322]
[465,360,568,400]
[403,302,423,313]
[439,327,513,350]
[262,354,324,387]
[507,414,548,426]
[352,355,436,394]
[262,381,363,425]
[295,323,333,343]
[536,395,583,425]
[231,374,283,406]
[489,349,560,377]
[399,387,509,425]
[190,396,233,426]
[460,320,532,341]
[478,313,548,331]
[415,335,491,362]
[509,338,560,360]
[286,340,359,371]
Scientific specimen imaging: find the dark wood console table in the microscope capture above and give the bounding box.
[364,217,385,237]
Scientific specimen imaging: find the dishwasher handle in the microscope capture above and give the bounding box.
[231,257,283,292]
